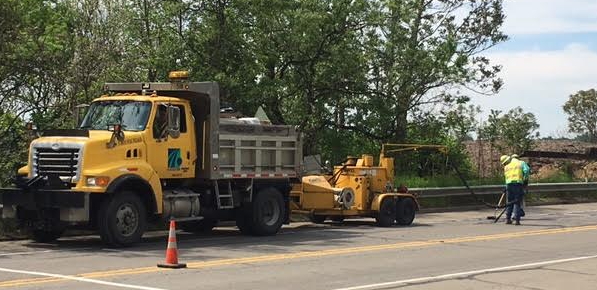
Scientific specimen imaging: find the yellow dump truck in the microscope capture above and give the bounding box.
[0,72,422,246]
[0,72,302,246]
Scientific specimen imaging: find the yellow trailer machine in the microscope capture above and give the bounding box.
[291,144,444,227]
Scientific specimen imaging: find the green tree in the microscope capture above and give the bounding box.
[238,0,370,154]
[479,107,540,154]
[0,0,511,184]
[0,0,78,185]
[346,0,507,143]
[563,89,597,142]
[442,104,481,141]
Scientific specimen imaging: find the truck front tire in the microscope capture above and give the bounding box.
[98,192,146,247]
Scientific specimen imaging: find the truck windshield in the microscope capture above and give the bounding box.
[80,101,151,131]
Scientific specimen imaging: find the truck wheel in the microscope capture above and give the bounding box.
[396,198,416,225]
[180,218,217,233]
[249,187,285,236]
[376,198,395,227]
[98,192,146,247]
[309,214,327,224]
[31,229,64,243]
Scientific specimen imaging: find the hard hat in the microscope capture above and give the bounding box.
[511,154,520,159]
[500,155,511,165]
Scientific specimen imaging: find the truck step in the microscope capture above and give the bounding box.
[171,216,204,222]
[214,180,235,209]
[217,196,234,209]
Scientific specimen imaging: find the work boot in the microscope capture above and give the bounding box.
[515,220,521,226]
[506,219,512,224]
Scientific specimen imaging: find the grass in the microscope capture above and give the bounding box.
[396,174,504,188]
[536,171,576,183]
[396,171,578,188]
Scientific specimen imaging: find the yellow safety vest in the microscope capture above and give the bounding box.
[504,159,524,184]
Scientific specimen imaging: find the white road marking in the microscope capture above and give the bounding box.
[0,267,167,290]
[0,250,53,256]
[332,254,597,290]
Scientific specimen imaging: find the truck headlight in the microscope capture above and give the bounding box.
[86,176,110,187]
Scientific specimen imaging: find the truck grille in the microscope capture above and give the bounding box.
[32,144,83,183]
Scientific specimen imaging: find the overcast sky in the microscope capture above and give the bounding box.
[471,0,597,137]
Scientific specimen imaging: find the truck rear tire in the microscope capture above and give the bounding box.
[180,218,217,233]
[247,187,285,236]
[376,198,396,227]
[396,198,416,225]
[98,192,147,247]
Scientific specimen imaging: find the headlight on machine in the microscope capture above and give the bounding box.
[86,176,110,187]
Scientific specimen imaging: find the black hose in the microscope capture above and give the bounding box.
[327,159,349,185]
[448,161,506,209]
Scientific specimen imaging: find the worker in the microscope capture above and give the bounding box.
[511,154,531,217]
[153,104,168,139]
[500,154,528,225]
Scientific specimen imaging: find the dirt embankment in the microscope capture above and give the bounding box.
[464,140,597,181]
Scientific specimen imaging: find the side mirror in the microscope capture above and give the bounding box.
[167,106,180,139]
[106,124,125,148]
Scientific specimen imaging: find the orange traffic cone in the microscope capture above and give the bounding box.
[157,220,187,269]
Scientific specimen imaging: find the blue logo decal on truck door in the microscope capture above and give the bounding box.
[168,148,182,170]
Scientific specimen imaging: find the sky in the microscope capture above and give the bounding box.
[471,0,597,138]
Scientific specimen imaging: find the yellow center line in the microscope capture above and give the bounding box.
[1,224,597,288]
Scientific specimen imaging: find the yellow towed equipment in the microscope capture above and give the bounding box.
[291,144,447,227]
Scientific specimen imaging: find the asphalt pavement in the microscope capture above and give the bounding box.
[1,203,596,290]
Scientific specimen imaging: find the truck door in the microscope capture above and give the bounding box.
[147,102,196,179]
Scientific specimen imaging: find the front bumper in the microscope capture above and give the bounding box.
[0,188,89,222]
[0,188,86,208]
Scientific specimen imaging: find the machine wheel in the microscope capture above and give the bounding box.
[376,198,396,227]
[396,198,416,225]
[247,187,285,236]
[180,218,218,233]
[98,192,147,247]
[309,214,327,224]
[31,229,64,243]
[330,216,345,223]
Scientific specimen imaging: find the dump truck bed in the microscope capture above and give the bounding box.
[218,121,301,178]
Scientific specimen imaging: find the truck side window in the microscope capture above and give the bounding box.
[175,105,187,133]
[153,105,168,139]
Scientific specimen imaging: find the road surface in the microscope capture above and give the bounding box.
[1,202,596,290]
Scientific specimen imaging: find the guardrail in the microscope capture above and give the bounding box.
[409,182,597,197]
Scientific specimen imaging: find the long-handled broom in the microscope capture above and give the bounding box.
[487,190,506,220]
